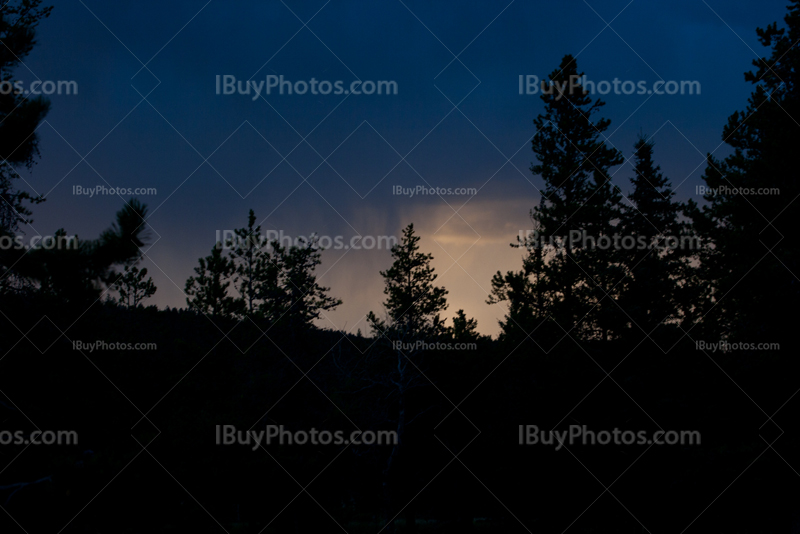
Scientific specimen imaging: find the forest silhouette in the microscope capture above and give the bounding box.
[1,0,799,532]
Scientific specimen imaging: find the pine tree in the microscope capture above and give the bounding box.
[618,136,686,334]
[13,200,149,305]
[263,235,341,330]
[492,55,624,341]
[686,1,800,341]
[450,309,480,343]
[227,209,266,315]
[364,223,448,532]
[113,261,156,308]
[0,1,59,294]
[185,243,242,319]
[221,210,341,329]
[0,1,52,233]
[488,213,549,343]
[368,223,448,340]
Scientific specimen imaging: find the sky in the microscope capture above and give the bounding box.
[11,0,791,336]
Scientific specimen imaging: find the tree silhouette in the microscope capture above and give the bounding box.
[686,1,800,342]
[113,260,156,308]
[263,235,341,331]
[618,136,687,335]
[492,55,624,342]
[368,223,448,340]
[363,223,448,532]
[450,309,480,344]
[0,0,52,234]
[226,209,266,316]
[185,243,242,319]
[194,210,341,329]
[3,199,150,305]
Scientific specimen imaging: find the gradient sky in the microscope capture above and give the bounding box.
[12,0,790,335]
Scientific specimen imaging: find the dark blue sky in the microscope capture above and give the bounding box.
[14,0,789,334]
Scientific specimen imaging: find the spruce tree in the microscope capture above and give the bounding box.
[618,136,686,334]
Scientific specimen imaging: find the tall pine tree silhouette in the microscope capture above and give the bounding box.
[492,55,624,343]
[619,136,686,335]
[687,1,800,342]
